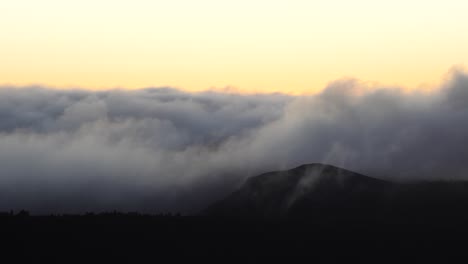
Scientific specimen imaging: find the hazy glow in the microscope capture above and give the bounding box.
[1,0,468,93]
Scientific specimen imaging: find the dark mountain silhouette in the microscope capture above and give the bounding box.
[4,164,468,262]
[204,163,468,221]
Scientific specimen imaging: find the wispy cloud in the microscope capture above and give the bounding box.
[1,70,468,214]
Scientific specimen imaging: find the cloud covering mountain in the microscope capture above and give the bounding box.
[1,70,468,213]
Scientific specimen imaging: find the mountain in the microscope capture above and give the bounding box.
[204,163,468,220]
[204,163,392,219]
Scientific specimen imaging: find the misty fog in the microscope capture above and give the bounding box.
[1,70,468,214]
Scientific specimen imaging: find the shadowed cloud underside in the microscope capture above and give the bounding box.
[1,70,468,213]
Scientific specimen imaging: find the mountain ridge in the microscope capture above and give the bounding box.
[204,163,393,218]
[204,163,468,220]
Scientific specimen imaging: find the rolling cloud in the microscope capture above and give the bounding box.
[1,70,468,214]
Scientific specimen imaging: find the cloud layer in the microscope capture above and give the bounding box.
[1,71,468,214]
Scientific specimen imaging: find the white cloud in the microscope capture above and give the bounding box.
[1,70,468,213]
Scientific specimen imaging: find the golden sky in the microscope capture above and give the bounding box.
[1,0,468,94]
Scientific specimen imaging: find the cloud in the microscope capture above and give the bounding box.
[1,70,468,214]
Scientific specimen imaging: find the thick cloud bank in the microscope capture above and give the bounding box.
[1,71,468,213]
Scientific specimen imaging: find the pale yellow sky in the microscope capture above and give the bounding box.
[1,0,468,93]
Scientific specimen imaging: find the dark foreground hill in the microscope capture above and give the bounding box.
[2,211,468,263]
[4,164,468,263]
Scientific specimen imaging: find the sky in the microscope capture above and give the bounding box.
[2,0,468,93]
[2,1,468,214]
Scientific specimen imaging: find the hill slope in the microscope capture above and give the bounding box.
[205,163,468,220]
